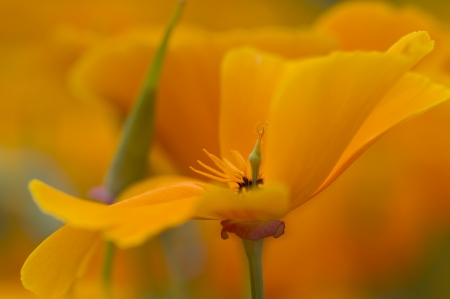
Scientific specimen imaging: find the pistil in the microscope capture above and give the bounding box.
[248,123,265,190]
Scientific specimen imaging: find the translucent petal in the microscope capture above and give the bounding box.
[265,44,433,208]
[314,71,450,196]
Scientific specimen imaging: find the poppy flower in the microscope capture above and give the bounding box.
[22,31,450,297]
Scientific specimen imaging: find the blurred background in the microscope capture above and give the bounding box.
[2,0,450,298]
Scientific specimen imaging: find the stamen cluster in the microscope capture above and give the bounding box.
[190,149,264,194]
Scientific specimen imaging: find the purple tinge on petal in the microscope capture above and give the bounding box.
[87,186,114,205]
[220,219,285,241]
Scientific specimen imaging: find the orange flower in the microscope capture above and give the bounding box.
[314,1,450,87]
[22,31,450,297]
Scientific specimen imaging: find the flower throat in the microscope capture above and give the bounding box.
[190,123,266,194]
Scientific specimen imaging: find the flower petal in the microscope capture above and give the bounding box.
[30,176,205,248]
[219,47,287,161]
[313,71,450,196]
[102,177,205,247]
[21,226,100,298]
[115,175,201,201]
[265,33,434,209]
[194,182,290,221]
[385,31,434,70]
[70,28,334,176]
[29,179,110,229]
[103,196,202,248]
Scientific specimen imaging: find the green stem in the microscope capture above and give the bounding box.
[242,239,264,299]
[100,0,185,294]
[104,0,185,198]
[102,241,115,295]
[159,231,192,299]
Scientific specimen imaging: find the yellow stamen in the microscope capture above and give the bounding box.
[190,167,235,183]
[231,150,248,175]
[223,159,245,177]
[204,150,243,179]
[191,131,265,193]
[196,160,229,179]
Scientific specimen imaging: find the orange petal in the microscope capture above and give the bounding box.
[219,47,287,161]
[105,178,205,247]
[194,182,290,221]
[265,33,434,209]
[29,176,206,248]
[104,196,202,248]
[314,71,450,196]
[21,226,100,298]
[385,31,434,70]
[69,27,335,177]
[115,175,201,201]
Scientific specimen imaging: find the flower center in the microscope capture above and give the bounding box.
[190,123,266,194]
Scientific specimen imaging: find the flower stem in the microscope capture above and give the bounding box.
[102,241,115,296]
[104,0,185,197]
[242,239,265,299]
[100,0,185,295]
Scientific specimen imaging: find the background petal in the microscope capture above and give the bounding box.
[314,2,450,87]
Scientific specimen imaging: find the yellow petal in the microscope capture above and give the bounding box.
[115,175,201,201]
[385,31,434,69]
[219,47,287,161]
[314,72,450,196]
[29,179,110,229]
[194,182,290,221]
[70,28,334,177]
[165,28,334,174]
[265,36,432,209]
[21,226,100,298]
[29,176,204,248]
[104,196,201,248]
[32,176,208,248]
[105,178,205,247]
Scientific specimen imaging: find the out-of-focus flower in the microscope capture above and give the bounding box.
[315,1,450,86]
[0,31,121,297]
[0,0,319,43]
[22,31,450,297]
